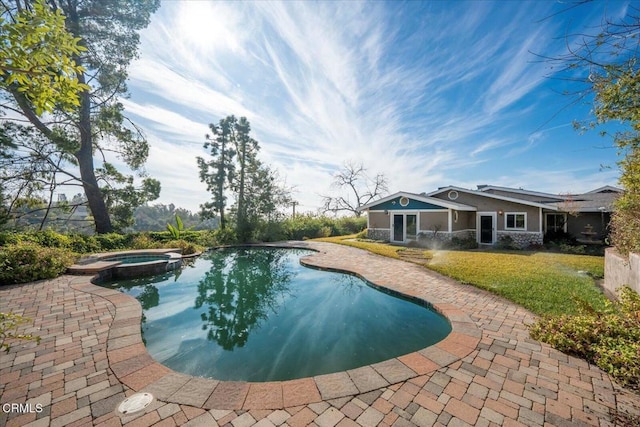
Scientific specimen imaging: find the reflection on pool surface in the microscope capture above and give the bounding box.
[102,247,451,382]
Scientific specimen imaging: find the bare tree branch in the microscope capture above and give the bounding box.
[321,161,389,217]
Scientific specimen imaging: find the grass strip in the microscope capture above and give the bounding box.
[314,235,607,316]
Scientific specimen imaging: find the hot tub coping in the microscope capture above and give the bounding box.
[68,249,183,277]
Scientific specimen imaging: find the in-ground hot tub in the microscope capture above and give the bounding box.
[69,249,183,281]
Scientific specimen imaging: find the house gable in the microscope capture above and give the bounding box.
[360,192,475,212]
[370,197,445,211]
[584,185,624,194]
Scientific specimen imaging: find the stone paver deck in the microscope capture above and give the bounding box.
[1,241,639,426]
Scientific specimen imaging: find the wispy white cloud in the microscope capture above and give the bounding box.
[122,1,620,213]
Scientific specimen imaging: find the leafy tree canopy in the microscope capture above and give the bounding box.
[559,7,640,254]
[0,0,89,115]
[1,0,161,233]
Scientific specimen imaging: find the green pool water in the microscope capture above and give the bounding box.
[102,247,451,382]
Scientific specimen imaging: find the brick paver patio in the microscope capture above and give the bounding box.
[1,241,639,426]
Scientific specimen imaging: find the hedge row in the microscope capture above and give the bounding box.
[0,243,76,285]
[0,216,367,285]
[0,229,216,253]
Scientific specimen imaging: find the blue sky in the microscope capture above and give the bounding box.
[122,0,629,213]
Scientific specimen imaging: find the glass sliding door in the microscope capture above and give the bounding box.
[406,215,417,241]
[392,214,417,243]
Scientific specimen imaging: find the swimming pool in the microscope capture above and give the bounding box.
[102,247,451,382]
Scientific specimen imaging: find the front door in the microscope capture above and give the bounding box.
[393,214,404,242]
[479,215,494,244]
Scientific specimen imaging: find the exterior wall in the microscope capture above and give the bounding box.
[417,231,452,242]
[419,211,448,232]
[453,211,475,232]
[368,228,390,241]
[496,231,544,249]
[451,229,475,239]
[432,192,541,232]
[604,249,640,296]
[566,212,610,241]
[368,211,389,229]
[366,211,391,241]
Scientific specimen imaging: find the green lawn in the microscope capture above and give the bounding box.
[314,235,608,316]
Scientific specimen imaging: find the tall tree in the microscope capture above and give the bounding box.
[321,161,389,217]
[233,117,259,241]
[197,116,237,230]
[1,0,161,233]
[554,6,640,254]
[198,115,293,241]
[235,160,293,238]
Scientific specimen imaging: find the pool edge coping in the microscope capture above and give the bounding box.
[68,241,482,411]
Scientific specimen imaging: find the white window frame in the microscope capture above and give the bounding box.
[505,212,527,231]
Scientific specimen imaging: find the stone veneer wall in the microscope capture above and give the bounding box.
[368,228,390,241]
[416,230,475,245]
[604,248,640,296]
[367,229,474,242]
[417,231,452,242]
[496,231,543,249]
[451,230,476,240]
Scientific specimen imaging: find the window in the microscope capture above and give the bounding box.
[399,196,409,207]
[448,190,458,200]
[546,213,566,233]
[505,212,526,230]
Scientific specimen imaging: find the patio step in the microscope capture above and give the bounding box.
[397,248,431,264]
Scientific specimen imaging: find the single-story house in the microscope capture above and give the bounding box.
[358,185,622,248]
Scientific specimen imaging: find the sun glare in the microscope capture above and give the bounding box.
[175,2,241,53]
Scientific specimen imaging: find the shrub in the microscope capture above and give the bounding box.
[450,237,478,250]
[12,230,72,248]
[67,233,100,253]
[316,226,333,238]
[253,221,288,243]
[558,243,586,254]
[0,243,76,285]
[212,228,237,245]
[609,149,640,255]
[495,235,517,250]
[163,239,204,255]
[0,232,22,246]
[192,230,218,247]
[334,216,367,235]
[130,234,161,250]
[94,233,133,251]
[544,230,578,245]
[530,287,640,390]
[281,214,365,241]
